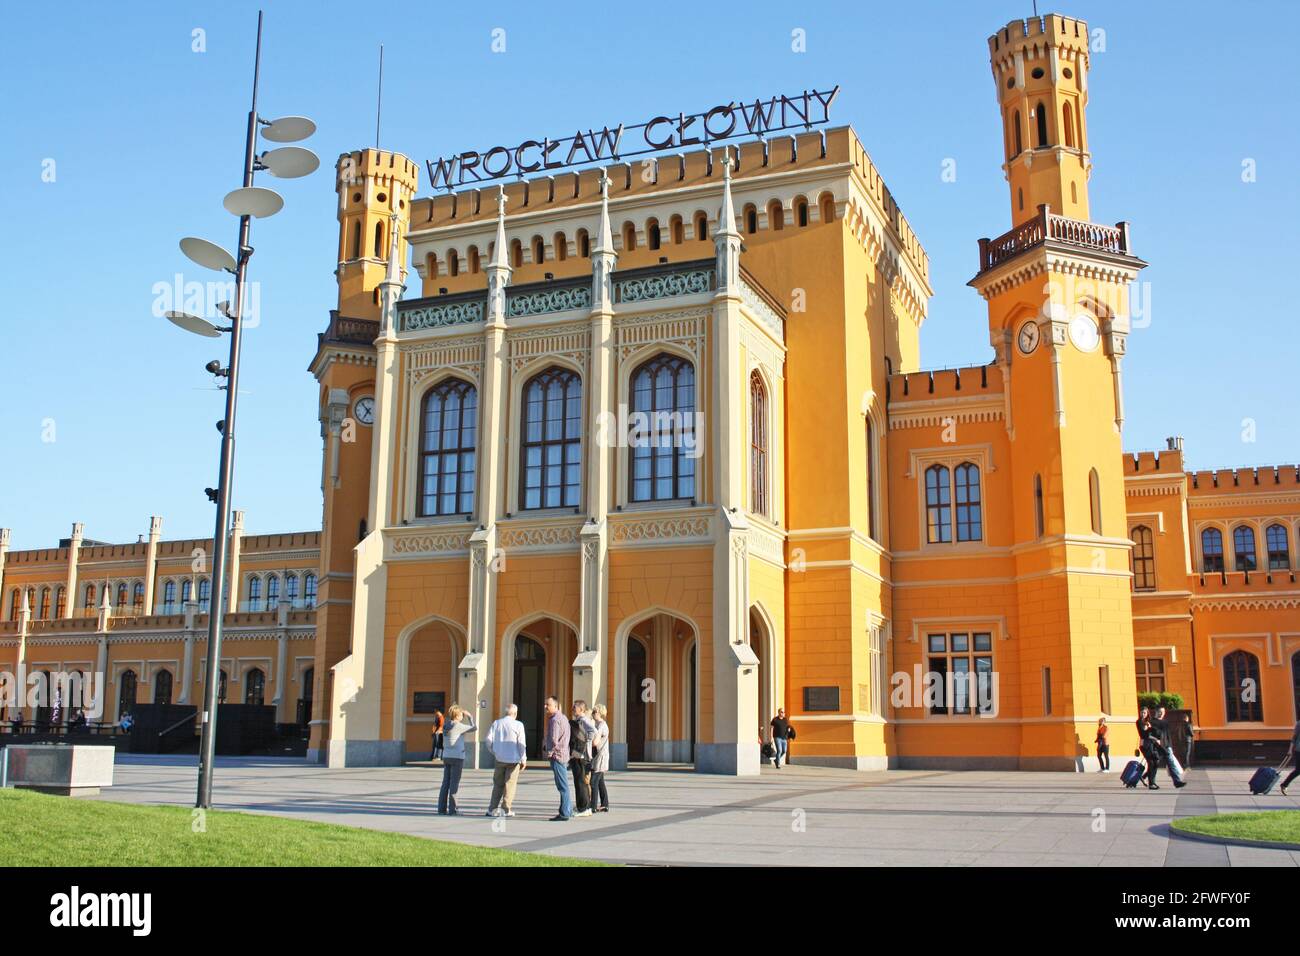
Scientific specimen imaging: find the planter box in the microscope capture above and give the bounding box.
[4,744,115,796]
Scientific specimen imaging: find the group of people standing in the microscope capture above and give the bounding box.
[431,697,612,820]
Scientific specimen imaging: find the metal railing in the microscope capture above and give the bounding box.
[978,204,1130,272]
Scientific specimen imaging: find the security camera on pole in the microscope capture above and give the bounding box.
[162,10,318,810]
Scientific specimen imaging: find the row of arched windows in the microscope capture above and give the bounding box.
[246,572,317,612]
[1200,524,1293,574]
[115,666,270,717]
[426,192,838,277]
[1005,100,1082,160]
[419,353,701,517]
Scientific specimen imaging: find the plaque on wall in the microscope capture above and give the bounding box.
[413,691,445,715]
[803,686,840,712]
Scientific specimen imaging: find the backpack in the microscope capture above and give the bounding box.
[570,718,591,766]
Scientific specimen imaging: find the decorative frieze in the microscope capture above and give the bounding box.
[402,297,486,332]
[496,521,584,552]
[608,511,712,547]
[385,528,473,559]
[507,284,591,318]
[506,323,591,374]
[739,279,784,343]
[615,267,715,304]
[614,308,709,363]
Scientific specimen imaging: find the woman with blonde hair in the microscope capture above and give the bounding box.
[590,703,611,813]
[437,704,477,815]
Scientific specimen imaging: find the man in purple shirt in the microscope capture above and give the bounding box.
[543,696,572,820]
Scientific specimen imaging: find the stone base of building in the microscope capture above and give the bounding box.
[895,754,1110,772]
[695,742,761,776]
[327,739,404,768]
[788,755,896,771]
[306,747,325,764]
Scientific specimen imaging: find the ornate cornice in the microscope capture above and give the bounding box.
[608,509,713,549]
[384,527,473,560]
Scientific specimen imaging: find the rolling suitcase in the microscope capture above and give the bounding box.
[1121,759,1145,788]
[1249,766,1280,795]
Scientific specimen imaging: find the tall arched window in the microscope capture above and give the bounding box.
[865,418,877,541]
[38,588,51,619]
[795,198,809,227]
[954,463,983,541]
[1035,101,1049,147]
[154,669,173,705]
[420,378,478,516]
[448,249,460,277]
[9,588,20,621]
[1233,526,1257,572]
[304,573,317,607]
[1131,525,1156,591]
[629,354,697,502]
[266,575,280,611]
[647,219,661,250]
[743,205,758,234]
[767,200,784,231]
[693,212,708,242]
[84,583,96,611]
[510,239,523,268]
[622,223,637,251]
[468,245,481,273]
[198,578,211,613]
[162,580,176,614]
[1062,102,1076,148]
[819,194,835,224]
[1034,473,1045,538]
[750,371,768,516]
[1013,110,1023,156]
[521,367,583,510]
[1087,468,1103,535]
[1201,528,1224,573]
[245,668,266,706]
[669,215,684,244]
[54,587,67,619]
[132,583,144,613]
[531,236,544,264]
[925,465,952,544]
[373,221,385,259]
[116,583,128,610]
[118,669,137,719]
[553,232,568,261]
[180,579,192,608]
[248,576,262,612]
[350,220,361,259]
[1266,524,1290,570]
[577,229,590,257]
[284,574,297,607]
[1223,650,1262,722]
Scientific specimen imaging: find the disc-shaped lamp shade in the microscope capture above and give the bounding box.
[165,311,223,338]
[261,146,319,179]
[261,115,316,143]
[180,236,237,273]
[223,186,284,218]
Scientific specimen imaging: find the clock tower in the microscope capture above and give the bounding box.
[972,13,1146,767]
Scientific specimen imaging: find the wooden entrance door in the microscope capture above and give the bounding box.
[514,635,546,760]
[626,637,647,762]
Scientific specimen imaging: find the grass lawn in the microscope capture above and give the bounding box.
[1172,810,1300,847]
[0,789,602,866]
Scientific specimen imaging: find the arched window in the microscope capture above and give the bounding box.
[245,668,266,707]
[248,576,262,612]
[38,588,51,619]
[743,205,758,234]
[162,580,176,614]
[629,354,697,502]
[750,371,768,516]
[420,378,478,516]
[118,669,137,719]
[531,236,544,264]
[553,232,568,261]
[84,583,96,610]
[510,239,523,268]
[670,215,684,244]
[1233,526,1257,572]
[9,588,20,621]
[1201,528,1224,573]
[1013,110,1023,156]
[1088,468,1102,535]
[180,579,192,608]
[304,573,317,607]
[1223,650,1262,722]
[373,221,385,259]
[818,193,835,224]
[286,574,299,607]
[266,575,280,611]
[116,583,128,610]
[647,219,661,250]
[925,465,952,544]
[521,367,582,510]
[132,582,144,613]
[1034,473,1045,538]
[154,669,173,705]
[954,463,983,541]
[577,229,590,258]
[218,669,228,703]
[767,200,784,231]
[622,223,637,251]
[468,245,481,273]
[1035,101,1049,147]
[198,578,211,613]
[1131,525,1156,591]
[1266,524,1290,570]
[350,220,361,259]
[796,198,809,227]
[693,212,708,241]
[448,249,459,277]
[1062,101,1076,148]
[426,252,438,279]
[54,587,67,619]
[865,418,877,541]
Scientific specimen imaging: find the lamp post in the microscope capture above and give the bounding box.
[164,10,317,809]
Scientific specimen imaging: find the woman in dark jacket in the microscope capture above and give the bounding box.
[1136,707,1160,789]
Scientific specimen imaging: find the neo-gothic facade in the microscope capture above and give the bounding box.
[3,12,1297,773]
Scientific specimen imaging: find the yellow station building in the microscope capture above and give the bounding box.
[3,13,1297,773]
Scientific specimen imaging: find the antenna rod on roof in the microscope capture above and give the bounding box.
[375,44,384,149]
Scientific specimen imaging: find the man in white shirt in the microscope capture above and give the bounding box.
[485,703,527,817]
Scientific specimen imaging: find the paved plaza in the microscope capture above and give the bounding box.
[94,757,1300,866]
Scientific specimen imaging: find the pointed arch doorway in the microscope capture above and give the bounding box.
[514,635,546,760]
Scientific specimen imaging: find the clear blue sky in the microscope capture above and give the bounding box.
[1,0,1295,550]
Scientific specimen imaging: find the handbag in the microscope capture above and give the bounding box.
[761,742,775,759]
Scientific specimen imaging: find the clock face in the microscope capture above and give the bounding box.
[1017,320,1040,355]
[1069,314,1100,352]
[353,396,375,425]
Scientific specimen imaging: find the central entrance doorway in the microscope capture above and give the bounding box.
[626,637,647,761]
[514,635,546,760]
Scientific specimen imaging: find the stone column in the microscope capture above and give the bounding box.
[142,516,163,614]
[226,511,244,613]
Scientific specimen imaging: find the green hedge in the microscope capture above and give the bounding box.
[1137,691,1184,711]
